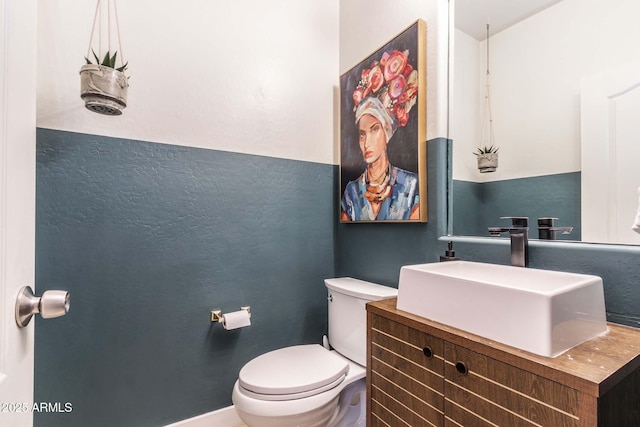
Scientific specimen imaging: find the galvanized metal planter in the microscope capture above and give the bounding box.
[79,64,129,116]
[477,152,498,173]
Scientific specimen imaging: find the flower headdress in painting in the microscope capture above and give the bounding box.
[353,49,418,142]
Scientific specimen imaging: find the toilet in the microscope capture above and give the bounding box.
[232,277,398,427]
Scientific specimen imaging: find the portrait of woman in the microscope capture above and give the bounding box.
[339,20,426,222]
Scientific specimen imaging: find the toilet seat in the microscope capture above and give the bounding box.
[233,350,366,423]
[239,374,346,401]
[238,344,349,401]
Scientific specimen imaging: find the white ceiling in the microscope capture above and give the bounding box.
[456,0,563,40]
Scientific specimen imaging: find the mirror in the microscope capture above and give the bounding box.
[450,0,640,245]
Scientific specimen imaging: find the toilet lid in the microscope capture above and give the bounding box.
[238,344,349,398]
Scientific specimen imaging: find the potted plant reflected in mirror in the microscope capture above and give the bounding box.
[474,146,499,173]
[79,50,129,116]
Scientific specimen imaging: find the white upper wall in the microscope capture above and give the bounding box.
[37,0,340,164]
[452,0,640,182]
[37,0,449,166]
[340,0,450,141]
[451,28,481,182]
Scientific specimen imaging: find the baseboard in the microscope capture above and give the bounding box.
[164,406,246,427]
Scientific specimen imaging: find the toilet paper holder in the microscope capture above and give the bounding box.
[211,306,251,323]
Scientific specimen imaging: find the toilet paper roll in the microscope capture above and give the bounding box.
[222,310,251,330]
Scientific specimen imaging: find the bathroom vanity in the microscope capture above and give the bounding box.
[366,298,640,426]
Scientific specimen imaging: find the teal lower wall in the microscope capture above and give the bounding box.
[34,131,640,426]
[34,128,336,427]
[453,173,581,240]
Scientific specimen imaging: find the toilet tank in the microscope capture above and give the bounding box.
[325,277,397,366]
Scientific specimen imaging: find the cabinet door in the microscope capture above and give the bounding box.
[444,343,582,426]
[369,314,445,426]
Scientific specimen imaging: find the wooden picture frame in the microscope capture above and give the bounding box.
[339,19,427,223]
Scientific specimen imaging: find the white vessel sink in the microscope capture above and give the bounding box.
[396,261,608,357]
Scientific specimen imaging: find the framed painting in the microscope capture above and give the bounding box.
[339,19,427,223]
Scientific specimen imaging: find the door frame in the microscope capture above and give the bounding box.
[0,0,38,426]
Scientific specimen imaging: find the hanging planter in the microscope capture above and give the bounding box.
[80,51,128,115]
[79,0,129,116]
[475,23,499,173]
[474,146,499,173]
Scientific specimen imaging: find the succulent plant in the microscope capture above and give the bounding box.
[84,50,128,73]
[473,145,499,155]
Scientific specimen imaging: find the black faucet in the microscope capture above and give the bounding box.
[488,217,529,267]
[537,217,573,240]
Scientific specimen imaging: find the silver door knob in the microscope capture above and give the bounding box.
[15,286,70,328]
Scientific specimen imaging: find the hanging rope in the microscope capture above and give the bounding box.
[86,0,101,60]
[107,0,111,55]
[113,0,125,67]
[480,23,496,149]
[85,0,126,68]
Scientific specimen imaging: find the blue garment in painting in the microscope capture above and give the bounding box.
[341,166,419,221]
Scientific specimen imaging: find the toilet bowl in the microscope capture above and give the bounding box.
[232,345,365,427]
[232,277,397,427]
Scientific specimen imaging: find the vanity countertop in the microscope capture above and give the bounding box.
[367,297,640,398]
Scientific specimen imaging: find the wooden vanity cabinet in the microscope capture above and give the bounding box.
[367,298,640,427]
[369,310,445,426]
